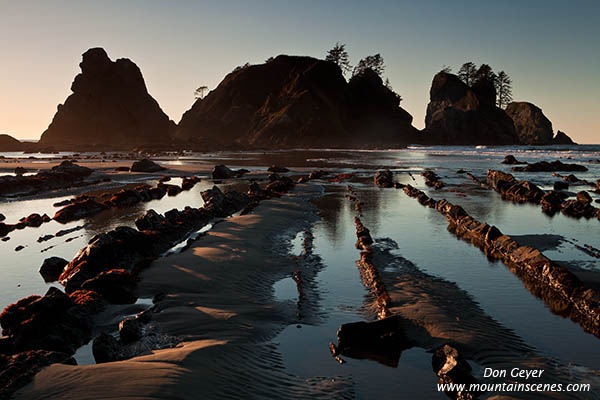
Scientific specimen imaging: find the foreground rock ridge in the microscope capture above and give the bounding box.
[175,55,418,149]
[38,48,174,150]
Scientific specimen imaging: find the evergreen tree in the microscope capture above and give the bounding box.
[495,71,513,109]
[352,54,385,77]
[325,42,352,76]
[457,62,477,86]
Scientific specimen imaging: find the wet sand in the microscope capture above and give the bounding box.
[16,185,356,399]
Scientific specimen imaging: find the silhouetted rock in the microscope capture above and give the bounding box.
[81,269,137,304]
[502,155,525,165]
[374,170,394,188]
[14,167,27,175]
[0,134,24,151]
[118,318,143,343]
[176,55,417,149]
[212,164,234,179]
[552,130,576,145]
[423,72,519,145]
[0,214,4,222]
[422,170,444,189]
[39,48,174,150]
[0,161,94,197]
[267,165,289,173]
[505,101,553,145]
[92,332,122,363]
[513,160,588,172]
[130,159,165,173]
[553,181,569,191]
[39,257,69,283]
[53,198,108,223]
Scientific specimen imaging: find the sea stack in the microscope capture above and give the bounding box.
[0,134,24,151]
[38,48,174,150]
[422,72,520,145]
[505,101,554,145]
[175,55,418,149]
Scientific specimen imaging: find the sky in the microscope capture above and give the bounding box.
[1,0,598,143]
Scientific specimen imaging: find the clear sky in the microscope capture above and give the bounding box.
[1,0,598,143]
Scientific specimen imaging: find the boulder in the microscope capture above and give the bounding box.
[175,55,417,149]
[0,287,92,354]
[267,165,289,173]
[577,191,592,205]
[53,198,108,223]
[265,176,295,193]
[553,181,569,191]
[501,155,525,165]
[423,72,519,145]
[512,160,588,172]
[374,170,394,188]
[92,332,122,363]
[130,159,165,173]
[38,48,174,150]
[0,213,4,222]
[39,257,68,282]
[211,164,234,179]
[81,269,137,304]
[422,170,444,189]
[505,102,554,145]
[14,167,28,175]
[118,318,143,343]
[541,191,568,215]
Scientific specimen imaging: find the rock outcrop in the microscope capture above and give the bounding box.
[38,48,174,150]
[505,102,553,145]
[552,130,576,145]
[175,55,418,149]
[423,72,520,145]
[0,134,24,151]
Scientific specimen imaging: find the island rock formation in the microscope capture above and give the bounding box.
[0,134,24,151]
[552,130,576,145]
[505,102,553,145]
[422,72,520,145]
[175,55,418,149]
[38,48,174,150]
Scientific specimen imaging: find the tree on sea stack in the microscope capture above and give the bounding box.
[475,64,496,83]
[353,54,385,77]
[194,85,208,100]
[325,42,352,76]
[458,62,477,86]
[494,71,513,109]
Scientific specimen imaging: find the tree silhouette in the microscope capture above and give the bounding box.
[353,54,385,77]
[457,62,477,86]
[325,42,352,76]
[495,71,513,109]
[194,86,208,100]
[475,64,496,83]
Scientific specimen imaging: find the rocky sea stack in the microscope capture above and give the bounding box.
[175,55,418,149]
[0,134,24,151]
[422,72,520,145]
[505,101,553,145]
[38,48,175,150]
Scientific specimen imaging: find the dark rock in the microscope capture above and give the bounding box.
[39,257,68,282]
[211,164,234,179]
[334,315,409,367]
[423,72,519,145]
[181,176,200,190]
[374,170,394,188]
[552,130,576,145]
[14,245,24,252]
[92,333,122,363]
[81,269,137,304]
[118,318,143,343]
[115,166,130,172]
[505,102,553,145]
[0,134,24,151]
[53,198,108,223]
[501,155,525,165]
[265,176,295,193]
[553,181,569,191]
[201,186,250,217]
[0,350,75,399]
[422,170,444,189]
[38,48,174,150]
[577,191,592,205]
[267,165,289,173]
[0,161,94,197]
[176,55,417,149]
[130,159,165,173]
[0,287,92,354]
[0,213,4,222]
[14,167,28,175]
[512,160,588,172]
[432,344,479,399]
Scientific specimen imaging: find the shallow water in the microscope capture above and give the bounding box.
[1,145,599,396]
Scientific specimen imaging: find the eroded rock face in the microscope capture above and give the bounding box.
[39,48,174,150]
[176,55,417,149]
[423,72,519,145]
[505,102,553,145]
